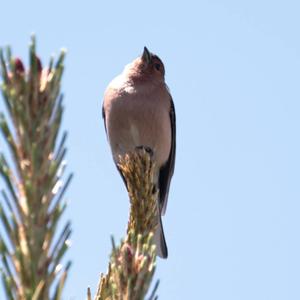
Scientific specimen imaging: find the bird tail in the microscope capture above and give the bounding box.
[154,215,168,259]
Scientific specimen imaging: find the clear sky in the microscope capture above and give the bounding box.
[1,0,300,299]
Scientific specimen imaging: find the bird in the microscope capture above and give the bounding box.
[102,47,176,258]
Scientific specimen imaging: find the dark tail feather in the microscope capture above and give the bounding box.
[154,215,168,259]
[117,157,168,258]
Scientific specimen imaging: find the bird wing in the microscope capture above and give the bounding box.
[102,105,107,135]
[102,102,128,188]
[159,95,176,215]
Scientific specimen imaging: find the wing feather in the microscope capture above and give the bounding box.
[159,95,176,215]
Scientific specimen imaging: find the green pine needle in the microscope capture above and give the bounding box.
[92,150,159,300]
[0,37,72,300]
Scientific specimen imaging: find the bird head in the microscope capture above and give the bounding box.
[125,47,165,83]
[141,47,165,77]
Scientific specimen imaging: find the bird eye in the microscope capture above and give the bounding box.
[154,63,161,71]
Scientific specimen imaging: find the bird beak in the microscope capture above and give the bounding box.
[142,46,151,64]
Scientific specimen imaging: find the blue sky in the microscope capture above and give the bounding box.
[1,0,300,299]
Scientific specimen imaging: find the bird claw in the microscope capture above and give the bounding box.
[135,145,153,157]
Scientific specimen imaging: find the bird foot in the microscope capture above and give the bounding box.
[135,145,153,156]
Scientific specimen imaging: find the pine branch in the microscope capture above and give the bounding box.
[0,36,72,300]
[90,150,159,300]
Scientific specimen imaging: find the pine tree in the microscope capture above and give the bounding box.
[0,37,72,300]
[90,152,159,300]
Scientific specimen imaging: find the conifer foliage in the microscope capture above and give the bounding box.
[0,37,72,300]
